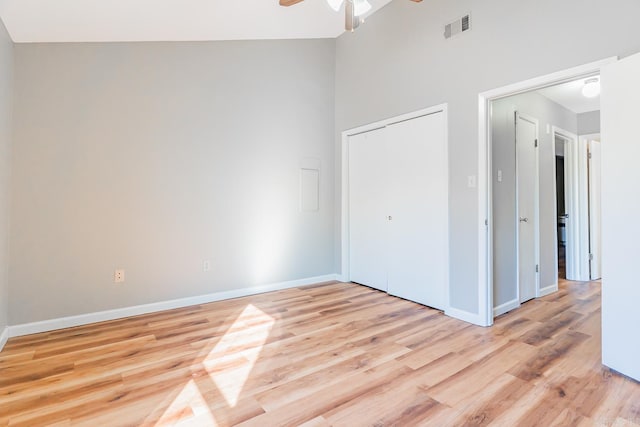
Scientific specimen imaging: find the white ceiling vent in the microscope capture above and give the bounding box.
[444,13,471,39]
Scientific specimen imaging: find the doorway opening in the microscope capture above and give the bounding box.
[555,141,567,279]
[479,58,610,323]
[551,128,580,282]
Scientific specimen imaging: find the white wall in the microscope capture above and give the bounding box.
[5,0,640,329]
[0,18,13,340]
[335,0,640,317]
[491,92,577,309]
[10,40,336,325]
[578,110,600,135]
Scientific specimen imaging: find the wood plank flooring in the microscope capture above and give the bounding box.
[1,279,639,426]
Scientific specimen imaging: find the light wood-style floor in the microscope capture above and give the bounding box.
[2,279,639,426]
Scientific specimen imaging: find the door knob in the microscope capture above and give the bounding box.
[387,216,393,221]
[519,217,529,223]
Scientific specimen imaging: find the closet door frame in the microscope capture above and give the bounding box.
[340,103,449,311]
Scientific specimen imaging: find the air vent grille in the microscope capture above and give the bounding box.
[444,13,471,39]
[461,14,470,31]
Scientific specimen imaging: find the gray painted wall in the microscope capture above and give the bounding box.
[578,110,601,135]
[491,92,577,308]
[0,19,12,334]
[335,0,640,315]
[10,40,336,324]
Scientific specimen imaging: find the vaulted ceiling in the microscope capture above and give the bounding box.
[0,0,394,43]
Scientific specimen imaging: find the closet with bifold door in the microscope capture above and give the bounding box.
[348,108,448,311]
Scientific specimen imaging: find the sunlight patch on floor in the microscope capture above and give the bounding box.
[155,379,218,426]
[202,304,275,407]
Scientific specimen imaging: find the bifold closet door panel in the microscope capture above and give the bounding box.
[386,112,447,310]
[348,128,389,292]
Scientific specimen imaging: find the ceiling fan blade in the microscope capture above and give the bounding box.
[279,0,304,6]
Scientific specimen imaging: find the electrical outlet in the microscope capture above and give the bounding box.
[114,269,125,283]
[467,175,477,188]
[203,260,211,272]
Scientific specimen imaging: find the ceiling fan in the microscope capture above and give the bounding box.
[280,0,422,32]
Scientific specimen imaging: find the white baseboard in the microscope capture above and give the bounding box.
[0,326,8,351]
[8,274,338,338]
[493,299,520,317]
[540,283,559,297]
[445,307,489,327]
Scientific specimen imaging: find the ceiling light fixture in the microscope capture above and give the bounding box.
[327,0,344,12]
[279,0,422,32]
[336,0,370,32]
[582,78,601,98]
[353,0,372,16]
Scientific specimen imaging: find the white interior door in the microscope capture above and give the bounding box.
[588,139,602,280]
[516,112,539,303]
[386,112,447,310]
[564,135,591,281]
[348,128,388,291]
[601,52,640,382]
[563,134,578,280]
